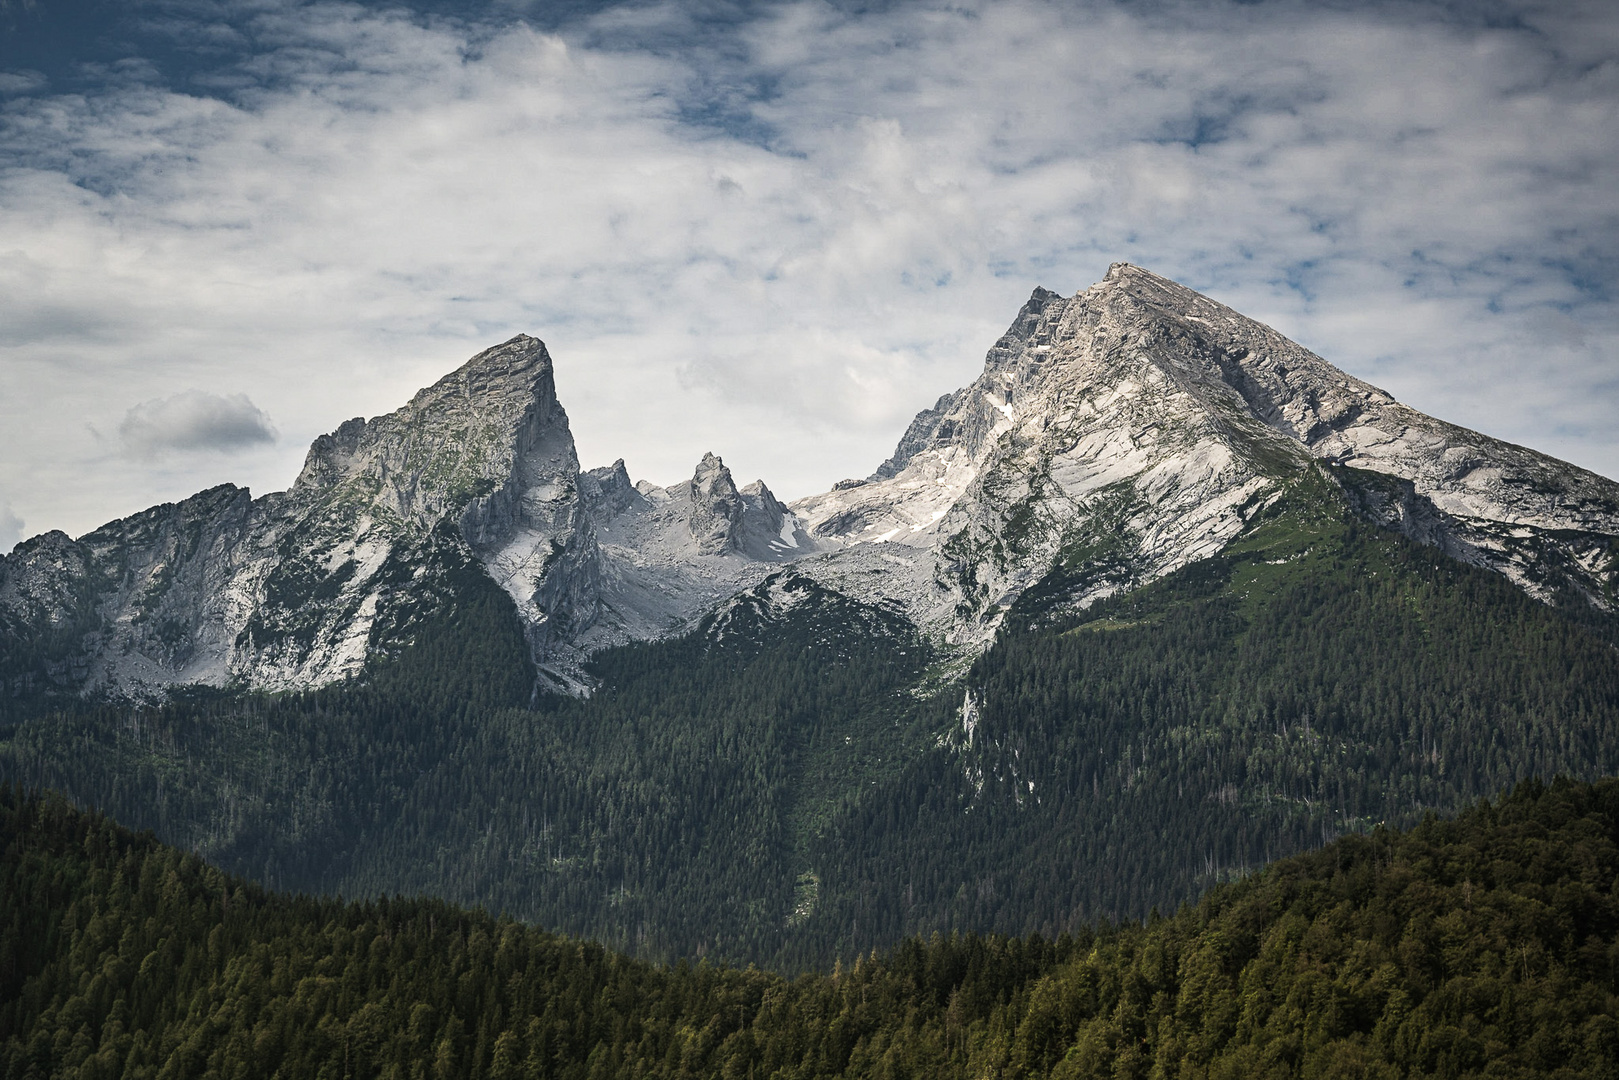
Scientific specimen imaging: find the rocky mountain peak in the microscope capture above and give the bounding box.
[732,480,800,562]
[791,262,1619,651]
[871,394,956,481]
[0,332,608,697]
[1076,263,1619,572]
[293,416,370,492]
[279,333,595,640]
[6,268,1615,705]
[692,451,730,485]
[688,453,744,555]
[421,333,554,398]
[982,285,1068,372]
[291,334,566,514]
[580,459,643,520]
[739,479,783,510]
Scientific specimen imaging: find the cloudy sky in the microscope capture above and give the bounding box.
[1,0,1616,550]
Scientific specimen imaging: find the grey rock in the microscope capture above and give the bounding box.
[735,480,793,561]
[5,265,1615,703]
[571,453,820,656]
[790,263,1619,654]
[1,334,606,696]
[870,394,955,481]
[1102,264,1619,607]
[688,452,745,555]
[579,460,644,520]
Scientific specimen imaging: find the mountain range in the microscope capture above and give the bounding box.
[3,263,1615,703]
[2,264,1617,966]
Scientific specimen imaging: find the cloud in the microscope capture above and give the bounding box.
[0,71,45,95]
[119,390,278,459]
[0,501,21,552]
[0,0,1616,539]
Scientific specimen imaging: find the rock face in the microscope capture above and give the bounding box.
[1081,265,1619,607]
[573,453,818,654]
[0,486,264,695]
[1,336,607,695]
[790,263,1619,645]
[792,269,1306,646]
[0,332,820,697]
[4,265,1616,702]
[688,452,744,555]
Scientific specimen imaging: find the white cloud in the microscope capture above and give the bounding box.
[0,0,1616,540]
[0,501,21,553]
[120,389,277,459]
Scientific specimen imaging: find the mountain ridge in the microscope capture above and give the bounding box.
[791,263,1618,651]
[2,263,1616,704]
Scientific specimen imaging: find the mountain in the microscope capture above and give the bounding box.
[3,264,1615,706]
[792,264,1619,646]
[573,451,817,660]
[7,778,1619,1078]
[0,338,816,698]
[0,336,588,696]
[2,265,1618,968]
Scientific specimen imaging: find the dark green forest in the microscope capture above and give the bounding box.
[3,470,1619,969]
[812,471,1619,953]
[6,777,1619,1079]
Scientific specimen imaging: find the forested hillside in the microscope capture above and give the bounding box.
[801,468,1619,957]
[0,569,938,965]
[3,470,1618,968]
[5,777,1619,1079]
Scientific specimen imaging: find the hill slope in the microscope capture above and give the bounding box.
[5,778,1619,1078]
[800,469,1619,957]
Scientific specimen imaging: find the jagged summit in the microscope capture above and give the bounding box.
[790,262,1619,644]
[3,266,1616,702]
[299,334,556,488]
[569,451,818,657]
[0,331,602,696]
[579,459,642,520]
[292,335,569,516]
[689,452,743,555]
[423,332,548,385]
[676,452,799,561]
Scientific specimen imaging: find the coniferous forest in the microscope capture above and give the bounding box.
[4,5,1619,1071]
[5,777,1619,1079]
[3,477,1619,969]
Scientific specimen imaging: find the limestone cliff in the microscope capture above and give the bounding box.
[790,264,1619,646]
[4,266,1615,702]
[0,336,602,695]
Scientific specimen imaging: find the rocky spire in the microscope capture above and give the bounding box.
[688,452,743,555]
[579,459,643,521]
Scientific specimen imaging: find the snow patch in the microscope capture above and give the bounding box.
[984,392,1016,422]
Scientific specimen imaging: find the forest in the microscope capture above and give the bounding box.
[3,473,1619,968]
[4,776,1619,1079]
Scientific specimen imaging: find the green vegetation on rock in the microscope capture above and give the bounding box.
[805,470,1619,954]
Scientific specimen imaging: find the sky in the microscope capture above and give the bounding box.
[1,0,1616,550]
